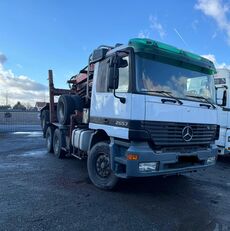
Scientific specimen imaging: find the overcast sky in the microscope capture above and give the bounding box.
[0,0,230,105]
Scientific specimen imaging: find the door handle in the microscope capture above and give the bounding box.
[161,99,177,104]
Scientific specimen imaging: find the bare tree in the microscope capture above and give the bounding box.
[13,101,26,111]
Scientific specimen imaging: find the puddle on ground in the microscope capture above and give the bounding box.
[21,150,46,157]
[8,150,46,158]
[0,162,30,169]
[12,131,42,137]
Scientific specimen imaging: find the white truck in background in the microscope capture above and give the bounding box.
[214,68,230,155]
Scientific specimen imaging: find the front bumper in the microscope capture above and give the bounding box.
[217,146,230,155]
[110,141,217,178]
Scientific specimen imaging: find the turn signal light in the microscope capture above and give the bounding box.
[127,154,139,160]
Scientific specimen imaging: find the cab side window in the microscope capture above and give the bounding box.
[96,59,109,92]
[96,55,129,93]
[117,56,129,93]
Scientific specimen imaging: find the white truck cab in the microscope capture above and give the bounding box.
[88,39,219,186]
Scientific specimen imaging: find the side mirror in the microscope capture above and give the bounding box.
[118,58,128,68]
[216,88,225,106]
[108,56,119,89]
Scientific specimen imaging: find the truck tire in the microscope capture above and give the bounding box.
[53,128,66,158]
[57,95,75,125]
[87,142,118,190]
[41,109,49,132]
[46,126,54,153]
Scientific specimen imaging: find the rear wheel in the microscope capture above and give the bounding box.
[46,126,54,153]
[87,142,118,190]
[53,128,66,158]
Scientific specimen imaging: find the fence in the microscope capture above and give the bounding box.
[0,110,41,132]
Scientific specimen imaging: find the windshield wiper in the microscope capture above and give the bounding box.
[185,95,216,109]
[141,90,183,105]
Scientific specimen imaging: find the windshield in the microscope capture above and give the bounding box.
[135,54,216,103]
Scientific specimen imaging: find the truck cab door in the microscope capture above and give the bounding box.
[89,53,132,139]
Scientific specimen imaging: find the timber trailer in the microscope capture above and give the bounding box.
[40,38,220,189]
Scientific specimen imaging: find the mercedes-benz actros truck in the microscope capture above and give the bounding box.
[40,38,219,189]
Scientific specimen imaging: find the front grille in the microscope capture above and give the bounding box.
[141,121,217,146]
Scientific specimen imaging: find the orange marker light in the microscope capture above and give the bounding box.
[127,154,139,160]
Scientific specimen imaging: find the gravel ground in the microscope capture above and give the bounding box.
[0,131,230,231]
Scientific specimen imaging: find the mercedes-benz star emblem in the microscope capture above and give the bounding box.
[182,126,193,142]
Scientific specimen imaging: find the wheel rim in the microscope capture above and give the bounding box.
[54,135,59,155]
[96,153,111,178]
[47,132,51,149]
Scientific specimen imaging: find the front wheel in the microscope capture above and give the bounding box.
[87,142,118,190]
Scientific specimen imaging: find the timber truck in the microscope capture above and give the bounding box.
[40,38,220,189]
[214,68,230,155]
